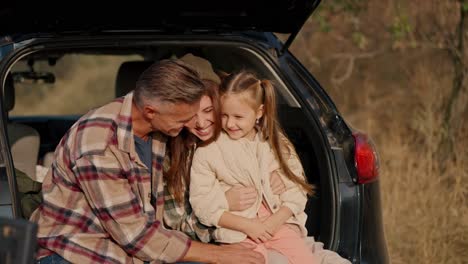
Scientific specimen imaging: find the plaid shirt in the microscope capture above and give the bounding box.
[30,93,191,264]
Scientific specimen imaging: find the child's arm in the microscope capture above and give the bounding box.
[261,206,294,235]
[189,148,230,228]
[276,150,308,220]
[264,146,309,236]
[218,211,273,244]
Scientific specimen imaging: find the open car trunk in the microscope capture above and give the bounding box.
[0,35,335,247]
[0,1,321,35]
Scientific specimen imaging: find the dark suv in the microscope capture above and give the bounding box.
[0,2,388,263]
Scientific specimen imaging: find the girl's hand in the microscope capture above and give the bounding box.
[270,171,286,195]
[242,219,273,244]
[260,206,294,236]
[225,186,257,211]
[261,217,281,236]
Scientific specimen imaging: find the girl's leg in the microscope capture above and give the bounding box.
[264,225,314,264]
[305,237,351,264]
[266,249,288,264]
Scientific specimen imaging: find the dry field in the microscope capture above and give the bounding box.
[289,0,468,263]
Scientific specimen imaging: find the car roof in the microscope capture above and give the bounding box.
[0,1,320,36]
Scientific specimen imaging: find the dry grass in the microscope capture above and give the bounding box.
[317,51,467,264]
[377,65,468,264]
[11,54,142,116]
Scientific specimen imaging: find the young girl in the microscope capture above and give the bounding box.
[164,78,285,242]
[189,71,316,263]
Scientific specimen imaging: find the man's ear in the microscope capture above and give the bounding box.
[256,104,264,119]
[143,105,158,120]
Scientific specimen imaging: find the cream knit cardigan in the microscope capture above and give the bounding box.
[189,132,308,243]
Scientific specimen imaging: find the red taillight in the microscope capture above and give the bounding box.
[352,132,379,184]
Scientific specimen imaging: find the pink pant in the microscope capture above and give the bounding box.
[242,203,315,264]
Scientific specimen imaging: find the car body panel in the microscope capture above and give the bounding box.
[0,28,388,263]
[0,1,320,37]
[359,181,389,263]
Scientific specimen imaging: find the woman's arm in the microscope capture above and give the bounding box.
[163,187,213,242]
[270,170,286,195]
[225,186,257,211]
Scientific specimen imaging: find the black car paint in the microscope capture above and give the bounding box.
[0,30,388,264]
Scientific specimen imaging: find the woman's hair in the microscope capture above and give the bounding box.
[165,79,222,202]
[220,71,314,195]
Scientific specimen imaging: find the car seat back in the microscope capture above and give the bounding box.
[4,74,40,181]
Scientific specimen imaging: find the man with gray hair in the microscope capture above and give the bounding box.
[31,59,264,264]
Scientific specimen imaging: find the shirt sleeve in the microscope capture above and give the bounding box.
[189,147,229,227]
[182,209,214,243]
[72,149,191,263]
[163,186,213,243]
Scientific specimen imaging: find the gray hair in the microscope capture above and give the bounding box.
[134,59,205,107]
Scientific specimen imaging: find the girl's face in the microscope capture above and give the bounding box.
[186,95,215,141]
[221,93,263,141]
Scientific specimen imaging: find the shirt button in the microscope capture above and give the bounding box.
[273,204,278,210]
[148,193,151,199]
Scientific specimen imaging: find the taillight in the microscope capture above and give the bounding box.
[352,132,379,184]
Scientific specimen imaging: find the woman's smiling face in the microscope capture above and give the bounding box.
[186,95,215,141]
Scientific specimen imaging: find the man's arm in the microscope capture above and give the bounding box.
[73,151,190,263]
[181,241,264,264]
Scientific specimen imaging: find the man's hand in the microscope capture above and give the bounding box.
[270,171,286,195]
[241,218,274,244]
[225,186,257,211]
[183,241,265,264]
[216,243,264,264]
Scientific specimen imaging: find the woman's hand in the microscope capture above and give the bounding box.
[241,218,274,244]
[270,171,286,195]
[225,186,257,211]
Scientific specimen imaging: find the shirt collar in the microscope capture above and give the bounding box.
[116,92,167,166]
[116,92,136,155]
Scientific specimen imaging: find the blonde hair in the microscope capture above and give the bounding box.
[220,71,314,195]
